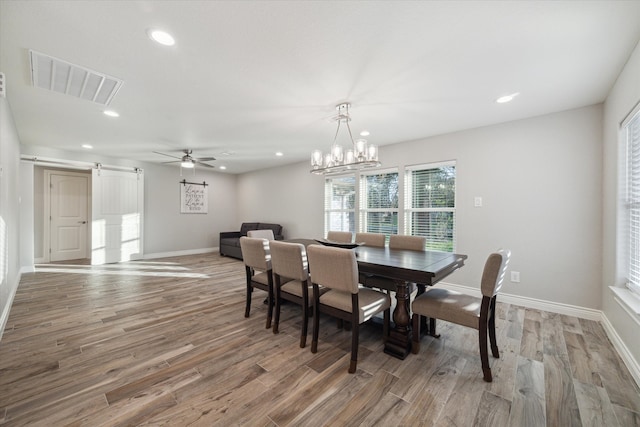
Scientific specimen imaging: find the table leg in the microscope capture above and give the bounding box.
[384,280,412,359]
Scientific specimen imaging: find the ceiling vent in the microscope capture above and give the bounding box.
[0,72,5,98]
[29,50,123,105]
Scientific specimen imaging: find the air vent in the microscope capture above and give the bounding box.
[29,50,123,106]
[0,72,5,98]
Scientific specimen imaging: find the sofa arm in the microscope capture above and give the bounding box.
[220,231,241,239]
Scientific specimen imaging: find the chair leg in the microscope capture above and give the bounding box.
[479,323,492,382]
[488,297,500,358]
[300,301,308,348]
[273,280,281,334]
[245,283,252,318]
[411,313,420,354]
[349,317,359,374]
[383,308,390,342]
[266,292,273,329]
[311,297,319,354]
[429,317,440,338]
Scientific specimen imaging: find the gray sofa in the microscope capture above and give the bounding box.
[219,222,284,260]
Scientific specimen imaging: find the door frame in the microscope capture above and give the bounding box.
[43,169,91,263]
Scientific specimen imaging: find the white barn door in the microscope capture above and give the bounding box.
[91,168,144,265]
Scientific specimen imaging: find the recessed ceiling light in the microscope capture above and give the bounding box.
[147,29,175,46]
[360,130,370,136]
[219,166,227,170]
[276,152,283,157]
[496,92,520,104]
[103,110,119,117]
[82,144,93,149]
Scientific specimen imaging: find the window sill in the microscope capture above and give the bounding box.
[609,286,640,325]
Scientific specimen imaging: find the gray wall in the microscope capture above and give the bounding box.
[0,96,22,338]
[239,104,603,310]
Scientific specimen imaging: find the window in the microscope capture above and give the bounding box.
[404,162,456,252]
[359,170,399,235]
[324,175,356,235]
[625,105,640,296]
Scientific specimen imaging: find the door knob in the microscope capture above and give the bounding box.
[78,221,87,224]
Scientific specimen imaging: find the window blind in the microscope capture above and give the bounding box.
[359,170,399,234]
[324,175,356,234]
[627,108,640,295]
[404,162,456,252]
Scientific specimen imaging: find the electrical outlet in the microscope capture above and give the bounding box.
[510,271,520,283]
[474,196,482,207]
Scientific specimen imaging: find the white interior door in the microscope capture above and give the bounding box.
[50,173,89,262]
[91,168,144,265]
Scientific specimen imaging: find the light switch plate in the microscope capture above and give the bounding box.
[474,196,482,207]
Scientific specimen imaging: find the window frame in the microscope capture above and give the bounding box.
[404,161,457,252]
[358,168,400,236]
[623,102,640,297]
[323,174,356,236]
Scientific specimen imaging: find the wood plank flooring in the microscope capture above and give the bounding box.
[1,253,639,426]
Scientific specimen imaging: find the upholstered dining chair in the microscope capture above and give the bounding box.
[355,232,385,247]
[389,234,427,251]
[411,249,511,382]
[355,232,386,285]
[307,244,391,373]
[247,229,275,240]
[239,236,274,329]
[326,231,353,243]
[269,240,319,348]
[363,234,428,292]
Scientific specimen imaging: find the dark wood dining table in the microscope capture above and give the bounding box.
[285,239,468,359]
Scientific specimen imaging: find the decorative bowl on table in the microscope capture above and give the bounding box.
[314,239,363,249]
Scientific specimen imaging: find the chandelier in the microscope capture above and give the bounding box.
[310,103,381,175]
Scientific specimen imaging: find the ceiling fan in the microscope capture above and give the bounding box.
[153,149,216,169]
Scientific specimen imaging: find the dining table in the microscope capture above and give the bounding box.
[285,238,468,359]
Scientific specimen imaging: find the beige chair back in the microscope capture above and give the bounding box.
[270,241,308,281]
[247,229,275,240]
[355,232,385,247]
[327,231,353,243]
[389,235,427,251]
[239,237,271,270]
[307,245,358,294]
[480,249,511,297]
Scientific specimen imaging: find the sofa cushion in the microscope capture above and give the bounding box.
[257,222,282,236]
[240,222,259,236]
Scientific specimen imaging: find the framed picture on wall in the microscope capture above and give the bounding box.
[180,181,208,214]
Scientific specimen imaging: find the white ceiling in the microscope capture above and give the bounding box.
[1,1,639,174]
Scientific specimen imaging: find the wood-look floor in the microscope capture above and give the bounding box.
[1,253,639,426]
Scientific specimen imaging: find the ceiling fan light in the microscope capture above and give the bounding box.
[181,159,195,168]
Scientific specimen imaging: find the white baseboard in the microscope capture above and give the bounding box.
[0,271,21,342]
[20,265,35,274]
[143,247,218,260]
[438,281,639,387]
[601,312,640,388]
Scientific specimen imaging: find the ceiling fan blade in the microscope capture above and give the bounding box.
[161,160,180,164]
[198,162,215,168]
[194,156,216,162]
[153,151,182,160]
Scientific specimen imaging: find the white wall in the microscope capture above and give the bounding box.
[603,40,640,368]
[239,105,604,310]
[238,160,324,240]
[0,96,22,339]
